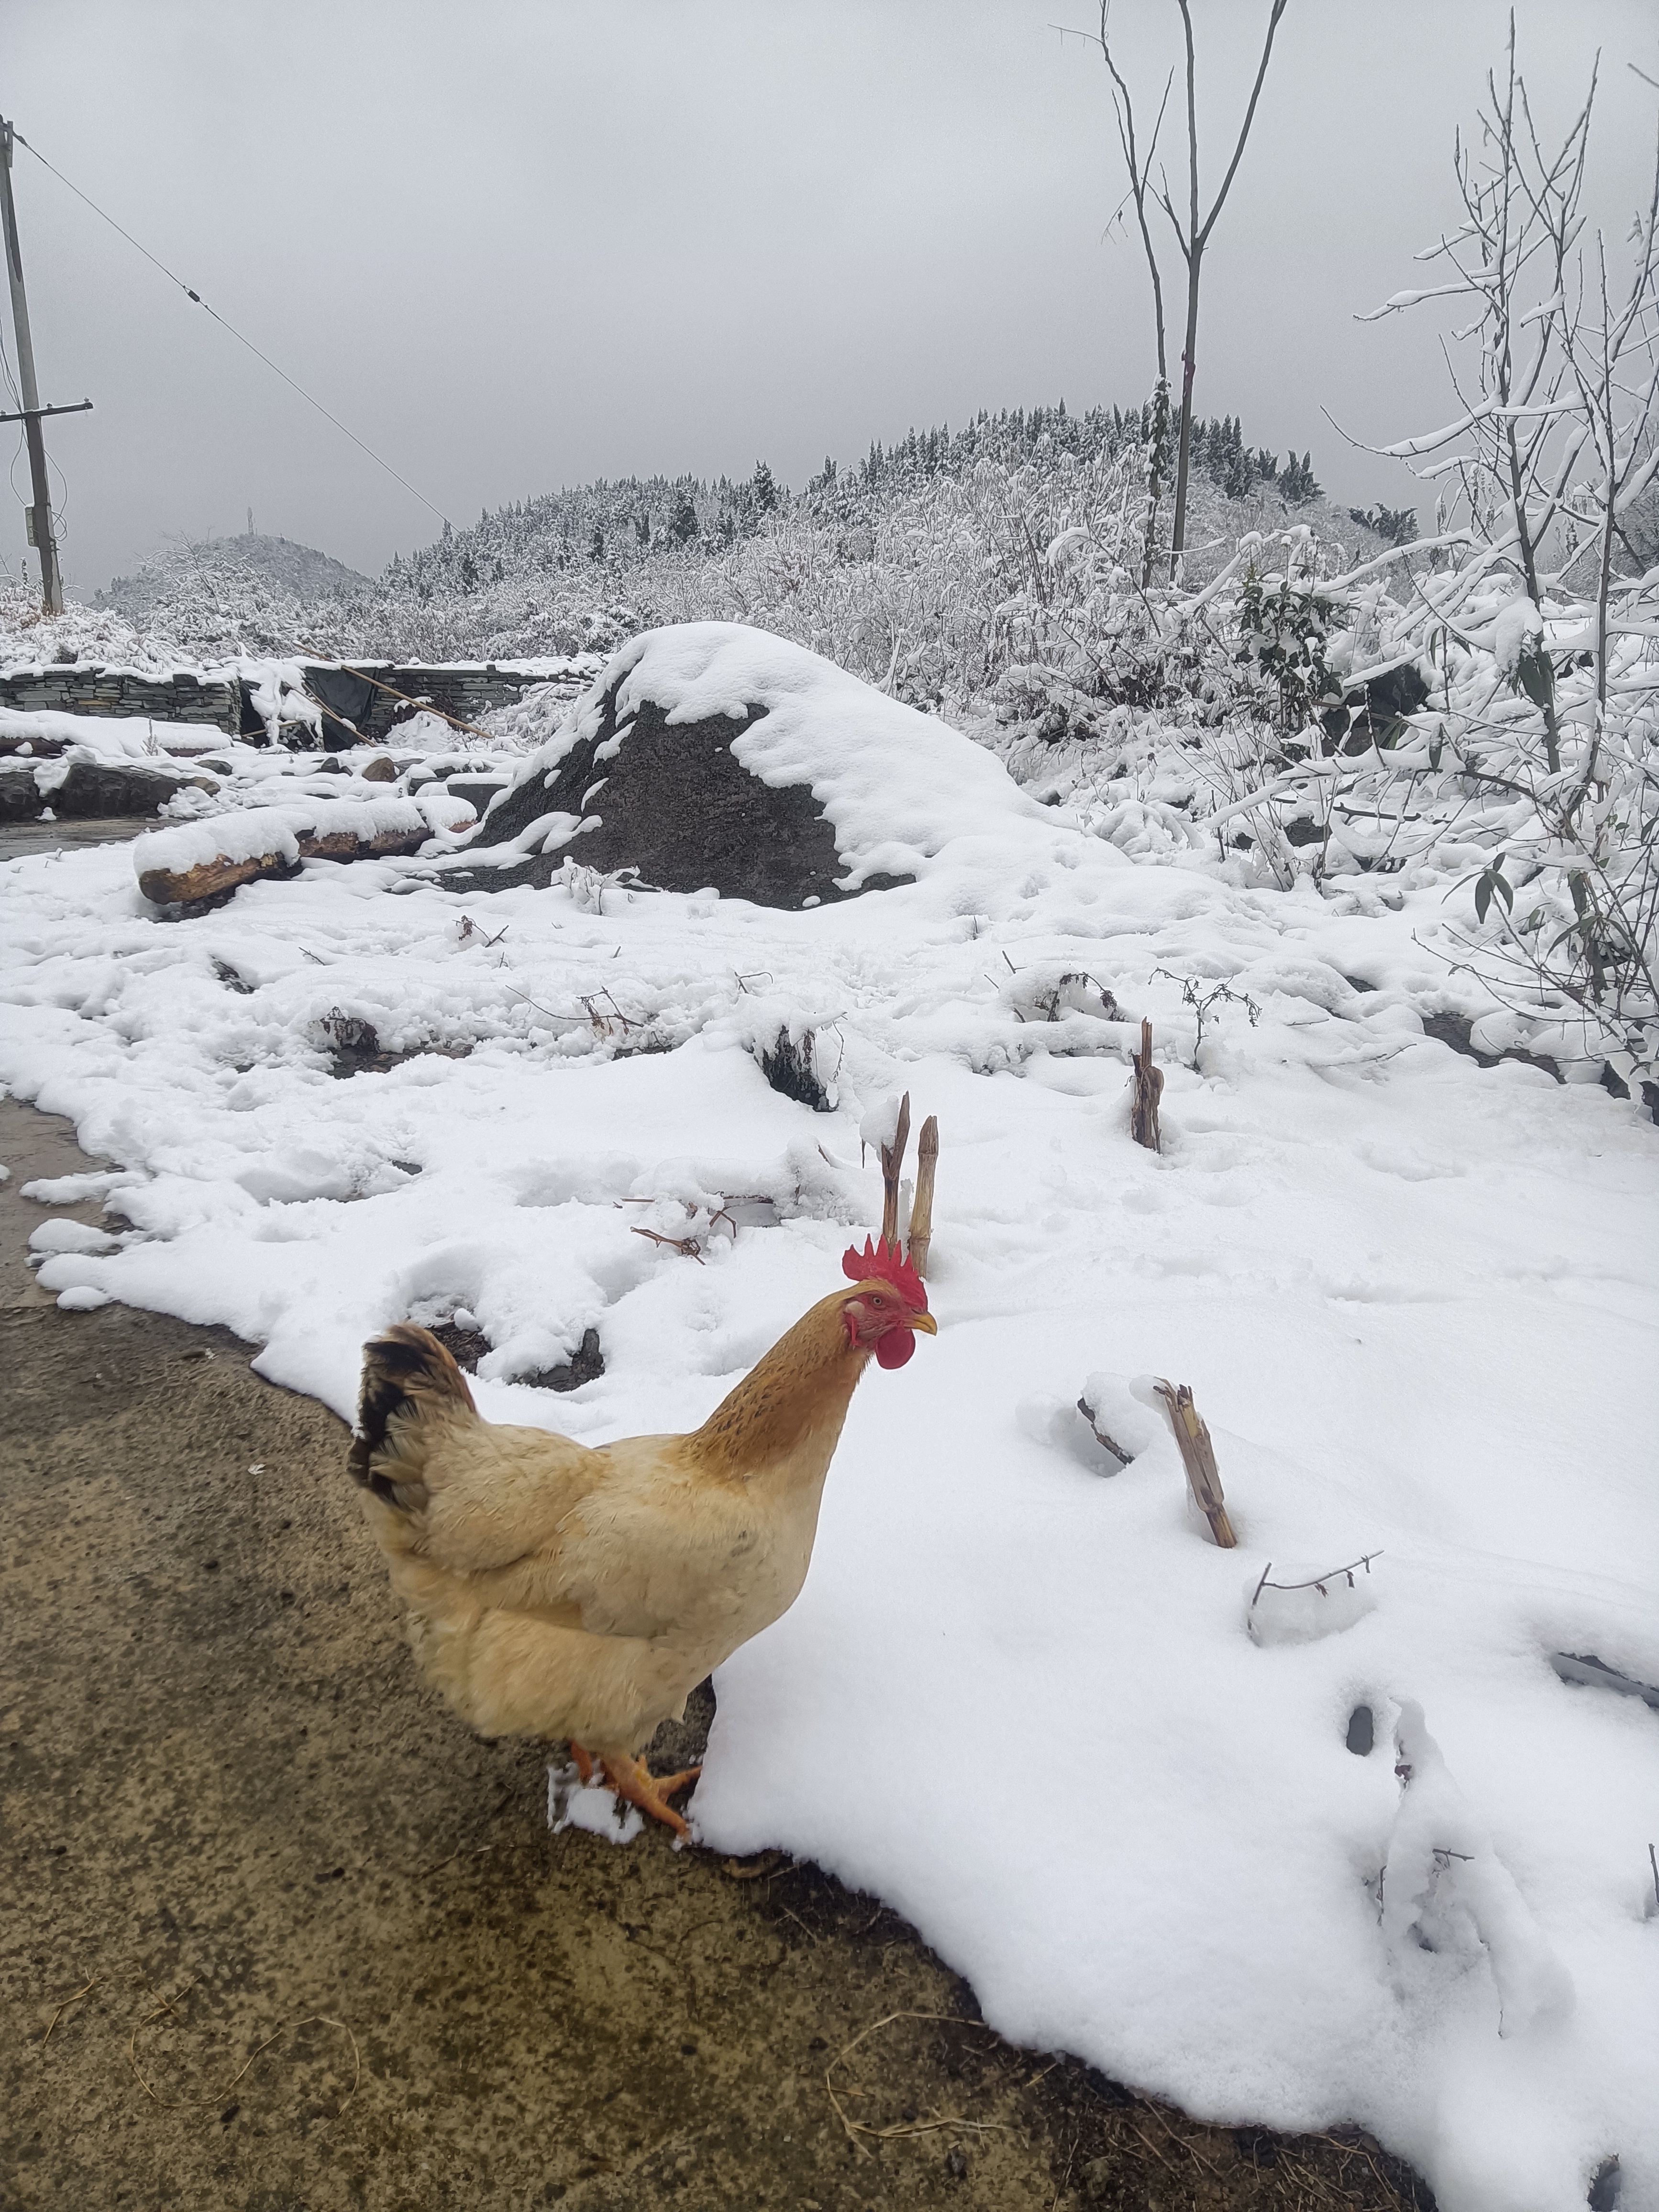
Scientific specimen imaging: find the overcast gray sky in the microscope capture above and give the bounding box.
[4,0,1654,595]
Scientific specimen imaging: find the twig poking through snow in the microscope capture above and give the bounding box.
[1248,1552,1383,1611]
[630,1226,706,1263]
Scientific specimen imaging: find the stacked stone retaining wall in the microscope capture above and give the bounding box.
[0,664,240,729]
[0,661,556,744]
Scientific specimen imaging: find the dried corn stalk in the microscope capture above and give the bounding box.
[1130,1019,1163,1152]
[879,1092,912,1247]
[1153,1380,1236,1547]
[907,1116,939,1278]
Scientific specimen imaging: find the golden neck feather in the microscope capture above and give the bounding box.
[687,1292,867,1482]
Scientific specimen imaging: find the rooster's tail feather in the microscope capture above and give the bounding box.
[349,1323,478,1509]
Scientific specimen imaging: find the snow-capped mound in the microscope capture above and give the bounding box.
[454,623,1080,906]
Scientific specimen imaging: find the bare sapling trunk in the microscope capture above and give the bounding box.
[1087,0,1286,574]
[1093,8,1173,585]
[1164,0,1287,571]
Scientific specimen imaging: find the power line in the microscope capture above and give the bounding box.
[11,125,453,531]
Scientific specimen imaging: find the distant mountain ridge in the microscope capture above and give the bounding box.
[77,399,1396,669]
[98,533,373,620]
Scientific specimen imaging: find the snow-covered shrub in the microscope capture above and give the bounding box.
[1327,37,1659,1086]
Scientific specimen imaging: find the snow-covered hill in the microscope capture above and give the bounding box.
[99,531,373,619]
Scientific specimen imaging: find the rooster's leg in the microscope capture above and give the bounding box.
[569,1740,595,1785]
[598,1753,702,1840]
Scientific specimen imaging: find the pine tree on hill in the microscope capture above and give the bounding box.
[667,487,699,543]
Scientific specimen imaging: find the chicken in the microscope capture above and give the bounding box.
[348,1237,936,1836]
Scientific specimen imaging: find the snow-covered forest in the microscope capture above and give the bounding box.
[75,400,1382,671]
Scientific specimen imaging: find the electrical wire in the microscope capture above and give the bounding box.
[47,444,69,543]
[0,321,27,519]
[0,306,74,562]
[10,125,453,531]
[0,317,20,407]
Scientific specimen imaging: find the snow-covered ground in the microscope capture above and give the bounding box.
[1,629,1655,2212]
[0,703,229,758]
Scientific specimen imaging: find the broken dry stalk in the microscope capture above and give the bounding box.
[1130,1018,1163,1152]
[1152,1380,1236,1547]
[1077,1397,1133,1468]
[879,1092,912,1248]
[907,1115,939,1277]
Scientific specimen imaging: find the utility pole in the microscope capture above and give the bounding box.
[0,117,87,616]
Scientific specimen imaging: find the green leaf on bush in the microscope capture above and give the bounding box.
[1474,859,1514,924]
[1514,644,1556,714]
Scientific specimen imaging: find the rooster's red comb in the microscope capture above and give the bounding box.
[841,1237,928,1310]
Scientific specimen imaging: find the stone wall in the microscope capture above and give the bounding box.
[0,664,240,730]
[0,661,555,745]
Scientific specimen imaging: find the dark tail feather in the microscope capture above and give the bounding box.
[349,1322,478,1504]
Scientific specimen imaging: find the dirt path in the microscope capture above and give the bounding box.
[0,1096,1429,2212]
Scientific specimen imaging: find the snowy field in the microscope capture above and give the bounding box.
[1,629,1656,2212]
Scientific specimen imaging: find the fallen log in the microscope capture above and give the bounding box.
[134,793,474,909]
[138,846,299,907]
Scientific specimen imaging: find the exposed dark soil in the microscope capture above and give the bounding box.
[1419,1010,1562,1083]
[425,1318,606,1394]
[1,1097,1430,2212]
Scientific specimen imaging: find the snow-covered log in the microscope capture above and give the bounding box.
[133,792,474,908]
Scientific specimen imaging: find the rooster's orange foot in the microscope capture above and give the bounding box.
[593,1751,702,1839]
[565,1742,700,1837]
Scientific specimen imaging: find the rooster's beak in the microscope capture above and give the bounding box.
[908,1312,938,1335]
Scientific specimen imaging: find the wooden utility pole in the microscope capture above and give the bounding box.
[0,118,85,616]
